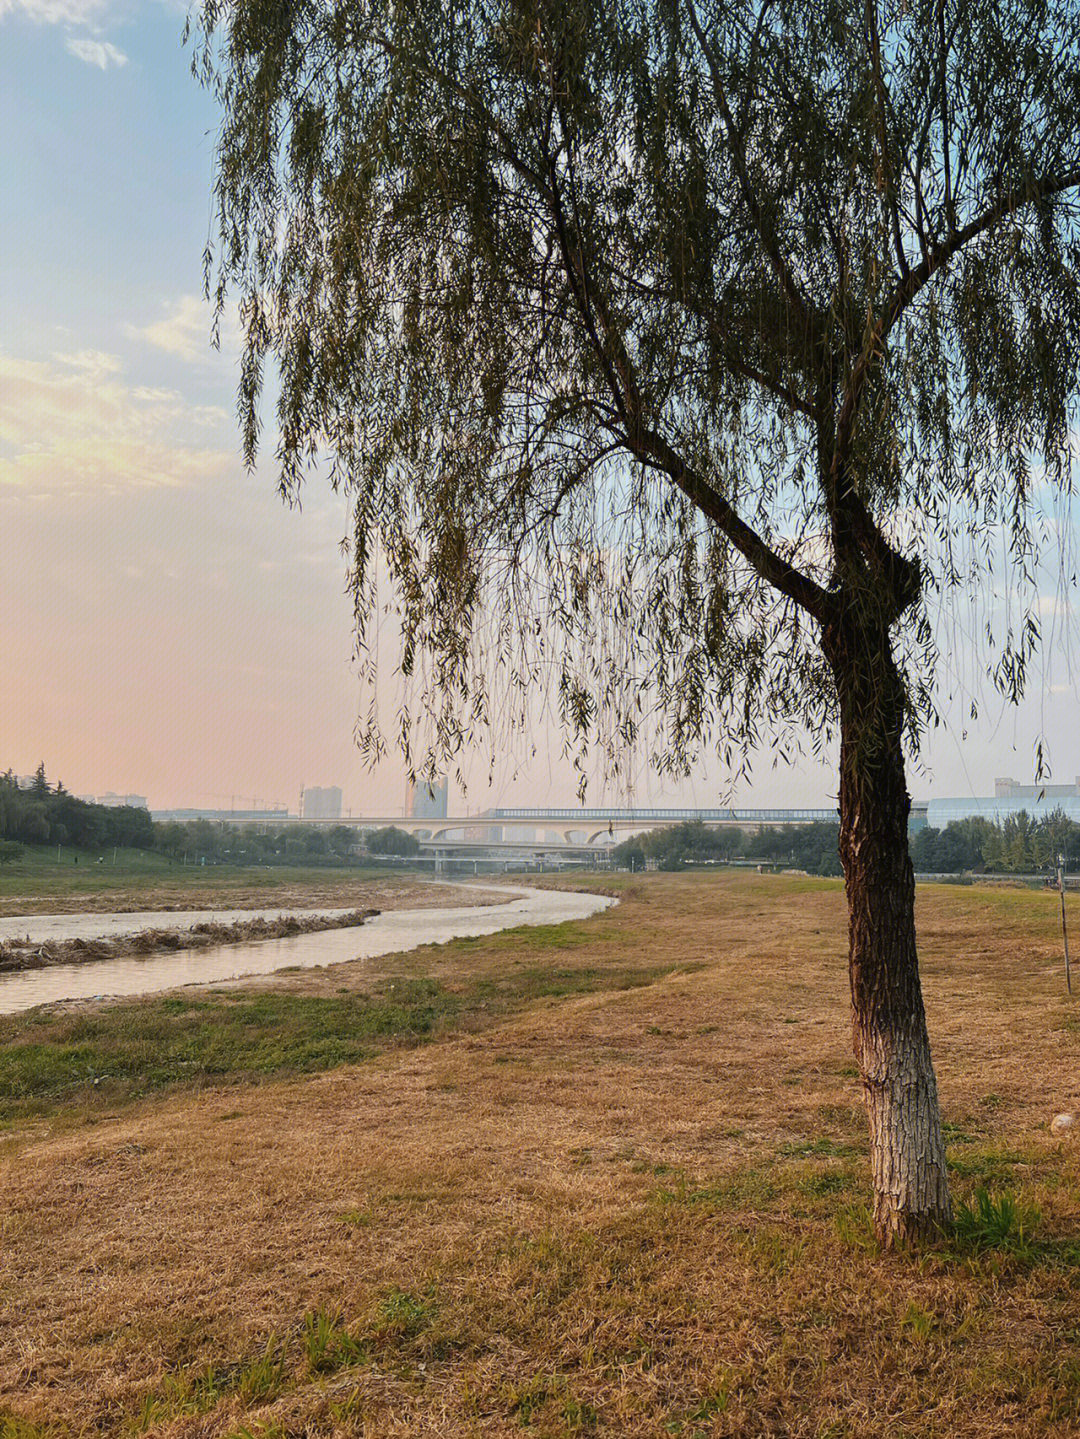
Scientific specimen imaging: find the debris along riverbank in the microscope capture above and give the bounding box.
[0,908,377,974]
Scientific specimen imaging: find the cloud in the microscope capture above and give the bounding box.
[64,35,127,67]
[0,0,107,24]
[0,349,234,498]
[128,294,238,366]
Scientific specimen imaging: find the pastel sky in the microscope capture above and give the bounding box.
[2,0,1077,815]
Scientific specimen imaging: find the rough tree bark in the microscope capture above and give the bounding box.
[823,613,952,1246]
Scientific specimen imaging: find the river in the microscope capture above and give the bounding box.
[0,884,615,1015]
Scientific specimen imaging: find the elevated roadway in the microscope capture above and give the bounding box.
[205,804,892,848]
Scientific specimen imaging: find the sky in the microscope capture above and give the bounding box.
[1,0,1078,817]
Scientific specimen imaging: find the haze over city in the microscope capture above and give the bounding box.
[3,0,1078,814]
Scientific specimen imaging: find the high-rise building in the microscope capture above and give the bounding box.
[96,792,149,810]
[409,778,449,819]
[300,786,343,820]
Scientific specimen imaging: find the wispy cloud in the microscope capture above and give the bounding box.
[0,0,108,24]
[127,294,237,366]
[0,349,234,498]
[65,35,126,67]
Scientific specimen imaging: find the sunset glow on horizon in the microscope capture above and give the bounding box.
[3,0,1078,815]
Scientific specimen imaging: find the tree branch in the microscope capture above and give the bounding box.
[825,165,1080,613]
[683,0,813,330]
[635,426,832,621]
[864,0,909,279]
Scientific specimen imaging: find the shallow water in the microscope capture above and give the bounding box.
[0,885,614,1015]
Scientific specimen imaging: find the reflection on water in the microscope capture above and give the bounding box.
[0,885,615,1015]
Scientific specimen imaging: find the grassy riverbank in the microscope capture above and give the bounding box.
[0,849,424,916]
[4,872,1080,1438]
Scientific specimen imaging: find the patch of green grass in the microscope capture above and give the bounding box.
[833,1202,877,1251]
[0,1419,56,1439]
[0,852,387,907]
[302,1307,366,1374]
[951,1187,1041,1257]
[0,988,440,1123]
[130,1362,226,1429]
[0,957,680,1126]
[655,1167,779,1211]
[797,1167,857,1197]
[502,1371,597,1429]
[901,1302,936,1340]
[373,1286,439,1340]
[947,1144,1028,1182]
[778,1137,861,1159]
[235,1339,289,1404]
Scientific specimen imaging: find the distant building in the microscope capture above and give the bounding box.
[301,786,343,820]
[96,792,149,810]
[409,778,448,819]
[928,777,1080,828]
[151,808,290,823]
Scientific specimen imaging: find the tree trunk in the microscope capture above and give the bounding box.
[824,618,951,1247]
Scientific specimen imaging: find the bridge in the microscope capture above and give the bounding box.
[193,803,901,848]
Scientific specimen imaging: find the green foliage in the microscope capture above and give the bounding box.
[0,768,152,852]
[193,0,1080,782]
[952,1188,1041,1256]
[366,825,421,857]
[374,1287,438,1338]
[911,810,1080,874]
[303,1308,366,1373]
[0,987,449,1122]
[619,820,840,874]
[235,1339,289,1404]
[748,824,842,876]
[0,765,370,868]
[0,958,677,1124]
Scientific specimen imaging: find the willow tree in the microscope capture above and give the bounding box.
[195,0,1080,1244]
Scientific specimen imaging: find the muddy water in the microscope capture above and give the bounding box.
[0,885,615,1015]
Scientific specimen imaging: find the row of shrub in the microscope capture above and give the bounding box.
[615,811,1080,876]
[613,820,844,875]
[0,767,422,866]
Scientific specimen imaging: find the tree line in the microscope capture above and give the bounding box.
[617,812,1080,876]
[0,767,421,866]
[613,820,844,875]
[911,813,1080,875]
[1,766,153,855]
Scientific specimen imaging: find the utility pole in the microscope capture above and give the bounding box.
[1058,853,1071,995]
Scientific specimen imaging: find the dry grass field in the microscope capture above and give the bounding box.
[3,872,1080,1438]
[0,856,489,918]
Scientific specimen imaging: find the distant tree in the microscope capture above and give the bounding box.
[20,808,50,845]
[156,822,188,859]
[188,819,221,862]
[367,826,421,857]
[198,0,1080,1243]
[637,819,740,868]
[30,763,49,799]
[301,827,328,857]
[613,836,646,870]
[327,824,359,858]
